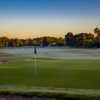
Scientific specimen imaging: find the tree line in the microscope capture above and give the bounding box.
[65,27,100,48]
[0,27,100,48]
[0,36,65,48]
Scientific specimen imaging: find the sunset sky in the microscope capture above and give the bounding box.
[0,0,100,38]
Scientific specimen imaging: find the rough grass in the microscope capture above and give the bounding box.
[0,86,100,100]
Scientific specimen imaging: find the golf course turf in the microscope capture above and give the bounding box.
[1,48,100,100]
[0,58,100,89]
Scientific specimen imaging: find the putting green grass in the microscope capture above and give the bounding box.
[0,58,100,89]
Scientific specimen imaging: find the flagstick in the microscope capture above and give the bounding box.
[34,55,37,75]
[33,47,38,76]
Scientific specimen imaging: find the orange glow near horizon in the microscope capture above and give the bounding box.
[0,18,97,39]
[0,0,100,39]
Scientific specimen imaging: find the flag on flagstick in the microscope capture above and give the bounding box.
[34,47,37,56]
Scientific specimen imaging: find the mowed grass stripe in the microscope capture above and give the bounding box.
[24,58,59,62]
[0,66,16,69]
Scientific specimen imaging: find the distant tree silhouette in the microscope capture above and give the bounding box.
[42,37,48,47]
[65,32,94,48]
[93,28,100,47]
[65,32,73,46]
[1,27,100,48]
[94,27,100,36]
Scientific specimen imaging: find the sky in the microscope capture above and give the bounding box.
[0,0,100,39]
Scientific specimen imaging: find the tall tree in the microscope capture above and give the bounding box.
[42,37,48,47]
[65,32,73,46]
[94,27,100,36]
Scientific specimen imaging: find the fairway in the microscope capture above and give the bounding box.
[1,47,100,100]
[0,54,100,89]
